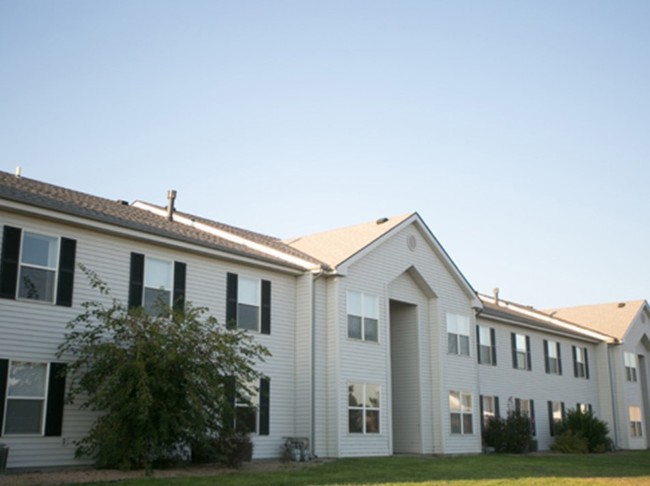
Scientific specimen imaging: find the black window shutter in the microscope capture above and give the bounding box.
[490,328,497,366]
[475,326,481,364]
[515,398,521,412]
[45,363,67,436]
[0,359,8,434]
[543,340,549,373]
[561,402,566,420]
[479,395,485,433]
[56,238,76,307]
[261,280,271,335]
[525,336,532,370]
[223,376,236,431]
[226,273,238,329]
[495,396,500,418]
[259,377,270,436]
[548,401,554,436]
[128,253,145,309]
[557,342,563,375]
[572,346,578,377]
[0,226,21,299]
[511,333,517,369]
[584,348,590,379]
[530,399,536,435]
[588,404,593,414]
[173,261,186,312]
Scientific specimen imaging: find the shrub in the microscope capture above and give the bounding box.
[214,433,253,468]
[556,409,613,453]
[483,410,534,453]
[551,430,589,453]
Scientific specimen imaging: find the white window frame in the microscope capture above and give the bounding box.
[3,360,50,436]
[143,256,173,314]
[449,390,473,435]
[447,314,470,356]
[624,352,638,382]
[546,340,560,374]
[234,380,259,434]
[575,346,587,378]
[629,406,643,438]
[477,326,495,365]
[346,291,379,342]
[514,333,529,370]
[17,231,60,303]
[348,383,381,434]
[237,276,261,332]
[481,395,497,429]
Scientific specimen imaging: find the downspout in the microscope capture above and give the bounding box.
[310,269,324,456]
[607,344,620,448]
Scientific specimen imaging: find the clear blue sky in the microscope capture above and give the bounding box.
[1,1,648,309]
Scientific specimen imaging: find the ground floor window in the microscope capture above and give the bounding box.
[3,361,48,434]
[234,377,270,436]
[629,406,643,438]
[450,391,473,434]
[548,400,565,436]
[348,383,380,434]
[515,398,536,436]
[481,395,499,430]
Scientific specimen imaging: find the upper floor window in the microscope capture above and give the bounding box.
[572,346,589,379]
[0,359,67,437]
[447,314,470,356]
[226,273,271,334]
[477,326,496,365]
[544,340,562,375]
[0,226,76,307]
[347,291,379,342]
[624,352,638,382]
[511,333,531,370]
[629,406,643,438]
[548,400,565,436]
[577,402,592,414]
[449,391,473,434]
[348,383,380,434]
[128,253,186,314]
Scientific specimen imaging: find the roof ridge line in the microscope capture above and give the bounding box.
[132,201,321,271]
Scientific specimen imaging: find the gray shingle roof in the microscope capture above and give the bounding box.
[0,170,322,271]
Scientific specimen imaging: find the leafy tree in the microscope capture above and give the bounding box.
[57,266,270,470]
[483,410,534,453]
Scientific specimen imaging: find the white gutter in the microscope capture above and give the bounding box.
[480,294,616,343]
[133,201,321,271]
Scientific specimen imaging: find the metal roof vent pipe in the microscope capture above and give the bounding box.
[167,189,177,221]
[493,287,500,304]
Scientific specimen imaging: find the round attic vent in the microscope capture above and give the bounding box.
[407,234,417,251]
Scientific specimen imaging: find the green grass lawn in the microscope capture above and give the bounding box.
[90,450,650,486]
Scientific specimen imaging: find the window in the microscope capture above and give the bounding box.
[548,401,565,436]
[450,391,473,434]
[447,314,470,356]
[511,333,531,370]
[233,377,270,436]
[481,395,499,430]
[128,253,186,313]
[477,326,496,365]
[515,398,536,436]
[348,383,380,434]
[577,403,592,414]
[572,346,589,379]
[544,340,562,375]
[347,291,379,342]
[18,232,59,302]
[226,273,271,334]
[143,257,172,314]
[0,360,66,437]
[0,226,76,307]
[629,406,643,438]
[625,352,638,382]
